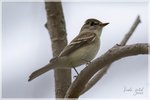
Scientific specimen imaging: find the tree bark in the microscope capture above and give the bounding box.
[45,2,71,98]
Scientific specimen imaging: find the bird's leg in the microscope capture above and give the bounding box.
[73,67,79,75]
[73,67,79,78]
[73,59,92,78]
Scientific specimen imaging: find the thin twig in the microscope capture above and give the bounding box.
[120,15,141,46]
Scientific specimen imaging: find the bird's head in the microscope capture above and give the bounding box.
[81,18,109,32]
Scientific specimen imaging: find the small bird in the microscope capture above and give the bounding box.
[28,18,109,81]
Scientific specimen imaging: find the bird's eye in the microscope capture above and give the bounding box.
[90,21,99,26]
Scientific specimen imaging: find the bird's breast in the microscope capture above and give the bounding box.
[68,38,100,67]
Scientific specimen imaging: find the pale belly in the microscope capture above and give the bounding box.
[67,40,100,67]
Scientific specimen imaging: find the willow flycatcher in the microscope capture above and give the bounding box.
[28,18,109,81]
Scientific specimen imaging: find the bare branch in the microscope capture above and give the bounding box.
[120,15,141,46]
[45,2,71,98]
[80,15,141,95]
[80,65,110,95]
[65,43,149,98]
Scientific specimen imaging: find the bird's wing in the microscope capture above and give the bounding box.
[59,32,96,57]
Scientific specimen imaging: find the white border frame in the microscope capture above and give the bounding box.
[0,0,149,100]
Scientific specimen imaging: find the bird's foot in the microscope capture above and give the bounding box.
[86,61,92,67]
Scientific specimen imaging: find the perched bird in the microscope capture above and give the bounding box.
[28,18,109,81]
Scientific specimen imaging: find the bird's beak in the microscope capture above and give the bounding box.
[100,22,109,27]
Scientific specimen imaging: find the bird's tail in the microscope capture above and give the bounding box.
[28,63,55,81]
[28,57,58,81]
